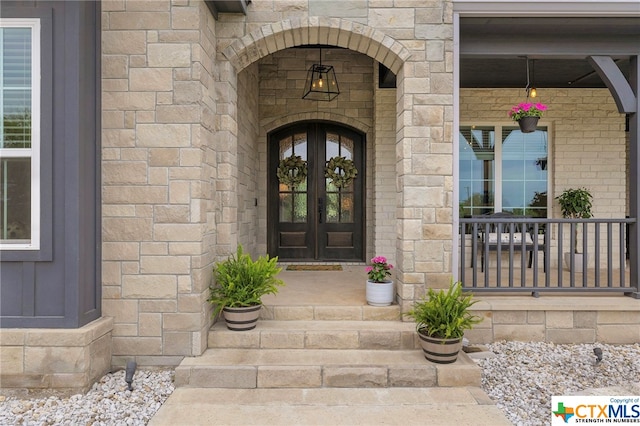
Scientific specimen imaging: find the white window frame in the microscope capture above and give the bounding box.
[459,121,552,216]
[0,18,40,250]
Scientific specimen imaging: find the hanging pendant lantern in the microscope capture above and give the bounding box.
[302,48,340,101]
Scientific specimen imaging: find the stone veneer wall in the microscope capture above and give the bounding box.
[99,0,468,365]
[101,0,218,367]
[0,318,113,393]
[467,298,640,345]
[215,2,455,315]
[373,66,398,266]
[237,62,261,252]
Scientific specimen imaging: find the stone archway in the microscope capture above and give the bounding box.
[214,15,454,314]
[263,112,372,136]
[220,17,410,75]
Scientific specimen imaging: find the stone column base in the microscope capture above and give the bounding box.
[0,317,113,395]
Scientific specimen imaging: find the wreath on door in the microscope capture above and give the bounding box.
[325,156,358,188]
[277,155,307,187]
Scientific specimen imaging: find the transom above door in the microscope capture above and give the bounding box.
[268,122,365,261]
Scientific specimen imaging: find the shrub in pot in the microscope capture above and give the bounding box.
[555,187,593,269]
[406,280,481,363]
[208,245,284,331]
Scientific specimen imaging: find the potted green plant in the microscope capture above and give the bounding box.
[508,101,548,133]
[555,187,593,270]
[208,245,284,331]
[365,256,394,306]
[406,280,481,364]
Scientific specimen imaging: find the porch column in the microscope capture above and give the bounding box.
[588,55,639,298]
[627,56,640,298]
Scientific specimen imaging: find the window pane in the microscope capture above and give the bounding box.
[293,133,307,161]
[340,193,354,222]
[2,28,32,149]
[1,158,31,241]
[326,133,339,160]
[459,126,495,215]
[340,136,353,160]
[293,193,307,223]
[279,193,292,222]
[501,127,548,217]
[326,193,338,223]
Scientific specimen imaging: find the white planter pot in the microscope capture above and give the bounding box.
[366,280,394,306]
[563,252,590,271]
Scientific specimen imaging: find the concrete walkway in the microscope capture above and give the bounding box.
[148,387,512,425]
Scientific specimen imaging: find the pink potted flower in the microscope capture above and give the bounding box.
[508,102,548,133]
[365,256,394,306]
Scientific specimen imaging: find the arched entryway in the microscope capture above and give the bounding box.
[268,122,365,261]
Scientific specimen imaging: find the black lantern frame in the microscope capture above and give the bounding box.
[302,49,340,101]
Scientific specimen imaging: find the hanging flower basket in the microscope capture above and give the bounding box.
[517,116,539,133]
[277,155,307,187]
[325,156,357,188]
[508,102,547,133]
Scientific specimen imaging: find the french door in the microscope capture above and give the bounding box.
[268,122,364,261]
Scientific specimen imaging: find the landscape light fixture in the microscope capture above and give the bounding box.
[302,48,340,101]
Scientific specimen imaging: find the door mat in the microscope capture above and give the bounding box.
[286,265,343,271]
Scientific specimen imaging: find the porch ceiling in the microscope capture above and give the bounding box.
[460,17,639,88]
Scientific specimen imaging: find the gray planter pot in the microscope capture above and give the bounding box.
[222,305,261,331]
[518,116,539,133]
[418,332,463,364]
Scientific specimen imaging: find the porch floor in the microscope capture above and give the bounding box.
[263,264,368,306]
[265,262,635,308]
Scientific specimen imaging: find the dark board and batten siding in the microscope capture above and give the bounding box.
[0,1,101,328]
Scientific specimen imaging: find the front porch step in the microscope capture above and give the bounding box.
[259,303,401,321]
[174,348,481,389]
[208,320,419,350]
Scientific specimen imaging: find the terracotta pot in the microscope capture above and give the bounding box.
[417,332,462,364]
[222,305,261,331]
[517,116,539,133]
[365,280,394,306]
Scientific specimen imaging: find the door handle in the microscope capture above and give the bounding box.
[318,198,323,224]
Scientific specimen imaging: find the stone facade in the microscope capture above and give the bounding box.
[0,318,113,393]
[2,1,636,392]
[100,0,453,369]
[102,0,219,366]
[97,0,633,368]
[467,298,640,345]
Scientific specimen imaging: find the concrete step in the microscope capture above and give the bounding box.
[149,387,512,426]
[174,348,481,389]
[208,320,419,350]
[259,303,401,321]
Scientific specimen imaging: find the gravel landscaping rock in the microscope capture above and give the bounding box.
[478,341,640,426]
[0,369,174,426]
[1,342,638,425]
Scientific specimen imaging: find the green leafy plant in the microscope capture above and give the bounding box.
[405,280,481,339]
[555,188,593,219]
[208,245,284,318]
[555,188,593,253]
